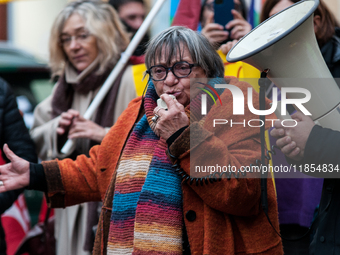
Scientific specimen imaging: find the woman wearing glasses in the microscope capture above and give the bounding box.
[0,26,283,254]
[29,1,142,254]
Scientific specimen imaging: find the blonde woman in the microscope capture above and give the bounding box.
[30,1,142,254]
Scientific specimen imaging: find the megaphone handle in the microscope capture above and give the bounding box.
[259,70,269,214]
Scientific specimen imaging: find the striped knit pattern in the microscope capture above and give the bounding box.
[107,79,224,254]
[107,82,183,255]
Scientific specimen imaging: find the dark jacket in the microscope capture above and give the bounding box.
[0,78,37,255]
[272,27,340,254]
[300,125,340,255]
[292,28,340,255]
[321,27,340,79]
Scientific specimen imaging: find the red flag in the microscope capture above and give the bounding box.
[38,196,54,224]
[171,0,202,30]
[1,194,30,255]
[0,149,5,165]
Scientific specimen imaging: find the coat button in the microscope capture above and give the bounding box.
[326,185,333,192]
[186,210,196,222]
[320,236,325,243]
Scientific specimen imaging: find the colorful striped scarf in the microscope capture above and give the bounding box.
[107,82,184,254]
[107,78,224,254]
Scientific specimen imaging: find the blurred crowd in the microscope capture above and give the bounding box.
[0,0,339,255]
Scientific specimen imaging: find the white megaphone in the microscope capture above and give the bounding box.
[227,0,340,131]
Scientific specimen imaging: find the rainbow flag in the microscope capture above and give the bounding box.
[170,0,181,24]
[248,0,266,28]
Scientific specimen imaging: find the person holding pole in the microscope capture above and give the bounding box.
[29,1,144,254]
[108,0,149,61]
[0,26,282,254]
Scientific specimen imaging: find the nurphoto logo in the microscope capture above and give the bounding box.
[200,84,311,128]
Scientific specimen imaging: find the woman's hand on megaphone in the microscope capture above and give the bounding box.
[274,132,303,161]
[0,144,30,193]
[270,112,315,161]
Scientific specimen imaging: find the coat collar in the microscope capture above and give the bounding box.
[65,57,100,84]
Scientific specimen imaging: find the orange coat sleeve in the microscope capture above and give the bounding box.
[43,145,102,208]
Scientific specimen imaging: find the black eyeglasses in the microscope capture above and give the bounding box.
[146,61,199,81]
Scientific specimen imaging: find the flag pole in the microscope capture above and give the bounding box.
[61,0,167,154]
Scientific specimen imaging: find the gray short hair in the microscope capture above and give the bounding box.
[145,26,224,78]
[49,0,129,78]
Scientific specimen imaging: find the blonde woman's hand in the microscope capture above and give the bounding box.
[68,116,106,143]
[57,109,80,135]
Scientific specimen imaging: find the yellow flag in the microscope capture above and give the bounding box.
[132,63,148,97]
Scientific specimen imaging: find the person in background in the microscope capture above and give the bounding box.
[200,0,251,49]
[261,0,340,79]
[109,0,149,57]
[29,1,144,254]
[109,0,145,32]
[0,77,37,255]
[266,0,340,254]
[198,0,260,84]
[0,26,283,255]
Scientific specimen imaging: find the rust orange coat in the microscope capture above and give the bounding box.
[43,78,283,254]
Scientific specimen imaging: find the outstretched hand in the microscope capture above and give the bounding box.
[0,144,30,193]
